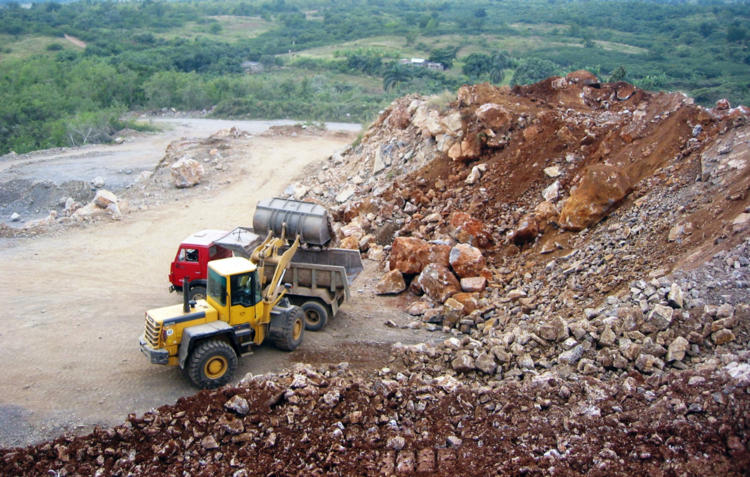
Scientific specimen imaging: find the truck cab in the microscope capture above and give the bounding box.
[169,230,232,300]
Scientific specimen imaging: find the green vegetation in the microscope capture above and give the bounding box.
[0,0,748,155]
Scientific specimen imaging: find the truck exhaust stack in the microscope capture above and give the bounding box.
[183,278,190,313]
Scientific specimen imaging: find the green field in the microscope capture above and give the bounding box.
[0,0,748,155]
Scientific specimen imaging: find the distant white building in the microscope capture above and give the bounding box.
[399,58,444,71]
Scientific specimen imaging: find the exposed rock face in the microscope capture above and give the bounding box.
[170,157,204,188]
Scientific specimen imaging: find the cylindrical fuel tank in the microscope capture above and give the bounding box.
[253,198,333,246]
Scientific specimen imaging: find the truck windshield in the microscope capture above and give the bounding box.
[207,268,226,306]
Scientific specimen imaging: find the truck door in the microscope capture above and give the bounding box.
[173,246,203,284]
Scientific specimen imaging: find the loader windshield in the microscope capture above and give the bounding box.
[207,268,227,306]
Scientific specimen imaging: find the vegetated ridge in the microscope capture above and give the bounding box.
[1,72,749,475]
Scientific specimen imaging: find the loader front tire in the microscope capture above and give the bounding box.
[301,300,329,331]
[186,339,237,389]
[271,306,305,351]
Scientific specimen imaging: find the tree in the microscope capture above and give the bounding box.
[383,65,411,91]
[462,52,510,83]
[608,66,627,83]
[511,58,559,85]
[428,46,459,69]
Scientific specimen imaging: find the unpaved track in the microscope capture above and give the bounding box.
[0,122,435,448]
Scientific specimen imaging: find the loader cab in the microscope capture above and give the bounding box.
[206,257,263,327]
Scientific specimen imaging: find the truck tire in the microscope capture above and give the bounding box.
[186,339,237,389]
[189,286,207,301]
[270,306,304,351]
[301,300,329,331]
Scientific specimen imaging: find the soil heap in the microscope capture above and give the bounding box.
[2,72,749,475]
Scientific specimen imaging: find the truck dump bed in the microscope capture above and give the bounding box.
[214,227,363,295]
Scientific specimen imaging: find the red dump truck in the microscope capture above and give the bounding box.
[168,198,363,331]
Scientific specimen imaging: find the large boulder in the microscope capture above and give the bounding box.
[417,263,461,303]
[376,269,407,295]
[558,164,631,231]
[448,212,491,247]
[449,243,486,278]
[475,103,512,131]
[447,135,482,162]
[171,157,204,188]
[389,237,431,274]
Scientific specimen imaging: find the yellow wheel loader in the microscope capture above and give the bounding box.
[139,199,357,389]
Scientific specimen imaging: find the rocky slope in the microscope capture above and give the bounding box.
[2,73,748,475]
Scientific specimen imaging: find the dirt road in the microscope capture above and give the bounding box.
[0,120,437,448]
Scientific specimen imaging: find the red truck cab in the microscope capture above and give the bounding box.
[169,230,232,300]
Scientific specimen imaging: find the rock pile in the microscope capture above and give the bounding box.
[2,361,748,475]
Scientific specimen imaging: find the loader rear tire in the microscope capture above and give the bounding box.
[301,300,328,331]
[186,339,237,389]
[271,306,304,351]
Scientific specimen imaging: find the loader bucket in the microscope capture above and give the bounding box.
[253,198,333,247]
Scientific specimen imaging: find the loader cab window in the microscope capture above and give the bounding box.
[230,271,260,307]
[207,268,227,306]
[179,248,199,262]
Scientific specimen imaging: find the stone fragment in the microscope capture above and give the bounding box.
[170,157,204,188]
[475,352,497,374]
[518,354,535,369]
[711,329,735,345]
[10,212,20,222]
[407,300,433,316]
[449,293,478,314]
[224,395,250,415]
[396,451,415,473]
[475,103,511,131]
[451,351,476,372]
[376,269,406,295]
[544,166,561,178]
[537,316,568,342]
[666,336,689,362]
[93,189,118,209]
[335,185,356,203]
[417,264,461,303]
[543,180,561,202]
[92,176,105,188]
[667,283,684,308]
[389,237,431,274]
[201,435,219,450]
[449,243,486,278]
[460,276,486,292]
[643,304,673,333]
[598,326,616,347]
[448,212,490,247]
[558,345,584,365]
[510,213,541,244]
[387,436,406,451]
[338,235,359,250]
[635,353,663,373]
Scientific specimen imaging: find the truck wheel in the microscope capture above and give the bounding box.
[189,286,206,301]
[301,300,329,331]
[186,339,237,389]
[271,306,304,351]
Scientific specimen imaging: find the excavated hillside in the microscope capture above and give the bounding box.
[2,73,749,475]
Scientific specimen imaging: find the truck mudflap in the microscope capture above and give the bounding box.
[139,334,169,365]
